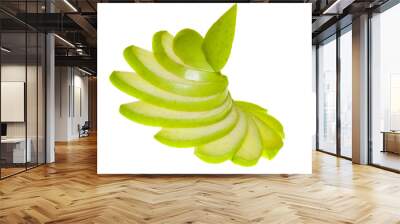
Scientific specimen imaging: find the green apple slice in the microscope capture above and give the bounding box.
[236,101,284,138]
[195,107,247,163]
[110,71,228,111]
[152,31,222,82]
[154,106,239,148]
[124,45,228,97]
[231,114,263,167]
[250,110,284,139]
[253,116,284,160]
[119,97,232,128]
[173,29,214,72]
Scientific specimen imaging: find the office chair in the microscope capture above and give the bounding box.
[79,121,90,138]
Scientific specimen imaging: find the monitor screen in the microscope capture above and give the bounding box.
[1,123,6,137]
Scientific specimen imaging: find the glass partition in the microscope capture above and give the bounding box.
[38,32,45,165]
[371,3,400,171]
[1,30,28,178]
[27,30,38,169]
[0,1,46,179]
[317,36,337,154]
[339,28,352,158]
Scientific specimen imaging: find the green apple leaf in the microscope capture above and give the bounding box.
[203,4,237,72]
[173,29,214,72]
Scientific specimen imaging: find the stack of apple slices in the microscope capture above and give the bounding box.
[109,4,285,167]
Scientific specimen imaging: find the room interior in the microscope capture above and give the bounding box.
[315,0,400,171]
[0,0,97,179]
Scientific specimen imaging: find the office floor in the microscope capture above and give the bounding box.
[1,163,45,179]
[0,135,400,223]
[0,167,25,177]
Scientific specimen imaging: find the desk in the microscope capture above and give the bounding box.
[382,131,400,154]
[1,138,31,163]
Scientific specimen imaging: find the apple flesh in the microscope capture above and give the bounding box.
[195,107,248,163]
[237,101,284,139]
[236,102,284,161]
[231,113,263,167]
[253,116,284,160]
[110,71,229,111]
[119,96,233,128]
[124,45,228,97]
[248,109,284,139]
[154,106,239,148]
[152,31,223,82]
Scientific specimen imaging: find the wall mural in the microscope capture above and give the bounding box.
[98,3,312,174]
[109,5,285,167]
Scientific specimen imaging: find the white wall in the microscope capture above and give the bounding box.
[55,67,89,141]
[71,73,89,138]
[55,66,70,141]
[1,65,37,138]
[1,65,26,133]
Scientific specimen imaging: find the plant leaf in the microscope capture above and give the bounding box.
[173,29,214,71]
[202,4,237,72]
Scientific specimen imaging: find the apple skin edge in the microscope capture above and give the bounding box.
[235,101,268,113]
